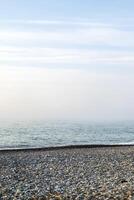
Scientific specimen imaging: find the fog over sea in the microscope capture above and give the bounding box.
[0,121,134,149]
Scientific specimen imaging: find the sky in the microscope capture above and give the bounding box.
[0,0,134,121]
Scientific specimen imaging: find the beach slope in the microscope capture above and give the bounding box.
[0,146,134,199]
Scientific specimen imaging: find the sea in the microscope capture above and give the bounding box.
[0,120,134,149]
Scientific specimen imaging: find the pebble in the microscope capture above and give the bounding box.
[0,146,134,199]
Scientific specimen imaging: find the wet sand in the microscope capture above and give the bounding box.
[0,145,134,199]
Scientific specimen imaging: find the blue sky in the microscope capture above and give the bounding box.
[1,0,134,71]
[0,0,134,121]
[0,0,134,21]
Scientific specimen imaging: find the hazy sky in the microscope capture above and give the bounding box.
[0,0,134,121]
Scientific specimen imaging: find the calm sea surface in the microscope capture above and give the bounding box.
[0,121,134,149]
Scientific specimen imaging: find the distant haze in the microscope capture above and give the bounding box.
[0,66,134,122]
[0,0,134,122]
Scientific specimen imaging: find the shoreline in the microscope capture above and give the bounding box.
[0,143,134,152]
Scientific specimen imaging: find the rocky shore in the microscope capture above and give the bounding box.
[0,146,134,199]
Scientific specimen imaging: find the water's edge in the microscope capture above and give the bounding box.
[0,144,134,152]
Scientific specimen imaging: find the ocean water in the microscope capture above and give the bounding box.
[0,121,134,149]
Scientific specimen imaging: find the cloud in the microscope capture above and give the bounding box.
[0,19,112,26]
[0,23,134,47]
[0,20,134,121]
[1,20,134,69]
[0,46,134,66]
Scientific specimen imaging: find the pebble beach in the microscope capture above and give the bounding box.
[0,146,134,200]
